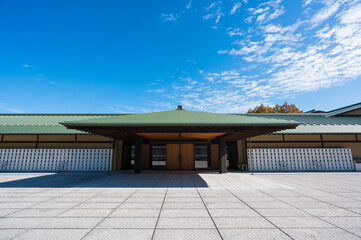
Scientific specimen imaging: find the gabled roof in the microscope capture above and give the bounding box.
[62,109,298,127]
[326,102,361,117]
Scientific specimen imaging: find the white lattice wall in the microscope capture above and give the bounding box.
[247,148,354,171]
[0,149,112,171]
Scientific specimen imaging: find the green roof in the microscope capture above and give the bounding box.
[0,114,122,134]
[244,113,361,134]
[1,110,361,135]
[62,110,298,127]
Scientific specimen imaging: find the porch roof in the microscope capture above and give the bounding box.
[61,109,298,127]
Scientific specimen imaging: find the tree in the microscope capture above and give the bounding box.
[248,102,303,113]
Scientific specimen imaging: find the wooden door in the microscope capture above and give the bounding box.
[180,144,194,170]
[166,144,180,170]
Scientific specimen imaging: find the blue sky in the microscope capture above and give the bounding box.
[0,0,360,113]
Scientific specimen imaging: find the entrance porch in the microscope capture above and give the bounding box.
[62,106,299,173]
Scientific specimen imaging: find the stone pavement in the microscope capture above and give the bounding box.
[0,171,360,240]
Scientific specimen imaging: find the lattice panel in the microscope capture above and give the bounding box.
[247,148,354,171]
[0,149,112,171]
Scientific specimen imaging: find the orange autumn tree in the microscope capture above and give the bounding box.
[248,102,303,113]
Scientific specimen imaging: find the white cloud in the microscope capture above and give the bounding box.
[230,2,242,15]
[23,64,29,68]
[303,0,312,6]
[226,27,243,36]
[203,1,224,26]
[309,1,340,28]
[147,88,165,93]
[247,0,285,24]
[161,13,179,22]
[0,103,24,113]
[150,1,361,113]
[186,0,192,9]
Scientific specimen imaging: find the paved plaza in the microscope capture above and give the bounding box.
[0,171,360,240]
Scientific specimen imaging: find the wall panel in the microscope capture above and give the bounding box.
[0,149,112,171]
[248,148,354,172]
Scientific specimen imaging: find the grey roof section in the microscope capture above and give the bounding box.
[326,102,361,117]
[243,113,361,134]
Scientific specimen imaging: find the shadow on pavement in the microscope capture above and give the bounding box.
[0,171,211,188]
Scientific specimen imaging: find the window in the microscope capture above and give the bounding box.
[151,144,166,169]
[194,144,210,169]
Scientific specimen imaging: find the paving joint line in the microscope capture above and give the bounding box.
[151,173,169,240]
[211,173,295,240]
[80,189,138,240]
[227,174,361,239]
[191,174,224,240]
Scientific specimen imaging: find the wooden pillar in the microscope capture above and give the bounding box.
[134,136,142,173]
[218,137,227,173]
[237,139,248,171]
[112,140,123,170]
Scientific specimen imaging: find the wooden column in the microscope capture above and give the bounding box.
[134,136,143,173]
[112,140,123,170]
[237,139,248,171]
[218,137,227,174]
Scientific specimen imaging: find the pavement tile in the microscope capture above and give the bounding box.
[283,228,360,240]
[86,197,126,203]
[75,202,120,209]
[202,197,241,203]
[209,208,259,217]
[9,208,67,217]
[46,197,89,203]
[255,208,310,217]
[219,229,291,240]
[125,197,164,203]
[214,217,275,229]
[40,217,103,229]
[290,201,338,209]
[268,216,333,228]
[164,197,202,203]
[109,209,160,218]
[120,202,163,209]
[206,202,249,209]
[157,217,215,229]
[30,202,79,209]
[163,202,205,209]
[0,229,27,240]
[154,229,221,240]
[0,202,34,209]
[320,216,361,228]
[15,229,90,240]
[97,217,158,228]
[0,208,21,217]
[303,208,360,217]
[160,209,209,217]
[0,218,48,229]
[83,229,154,240]
[59,208,113,217]
[248,201,295,209]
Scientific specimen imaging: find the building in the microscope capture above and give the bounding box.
[0,103,360,173]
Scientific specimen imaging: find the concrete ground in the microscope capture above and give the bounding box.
[0,171,360,240]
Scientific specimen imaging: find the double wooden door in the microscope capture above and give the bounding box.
[166,144,194,170]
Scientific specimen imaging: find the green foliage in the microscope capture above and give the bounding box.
[248,102,303,113]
